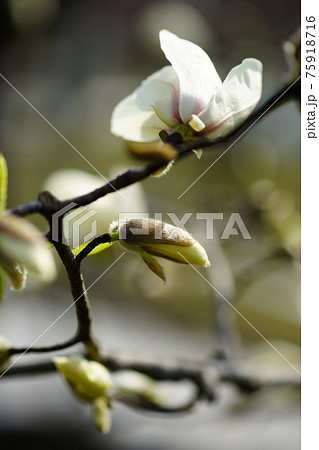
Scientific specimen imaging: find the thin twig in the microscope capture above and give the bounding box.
[8,335,80,356]
[52,239,101,361]
[75,233,112,264]
[1,349,300,393]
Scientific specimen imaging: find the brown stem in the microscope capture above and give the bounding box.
[53,240,101,361]
[1,349,300,394]
[8,335,80,356]
[75,233,112,264]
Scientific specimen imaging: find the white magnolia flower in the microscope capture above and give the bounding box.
[111,29,263,143]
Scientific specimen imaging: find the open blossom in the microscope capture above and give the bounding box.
[111,29,263,143]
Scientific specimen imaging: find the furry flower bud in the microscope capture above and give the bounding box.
[109,218,210,281]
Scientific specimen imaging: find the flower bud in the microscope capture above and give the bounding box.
[113,370,162,402]
[0,214,56,289]
[113,370,176,410]
[0,259,27,291]
[53,356,112,401]
[109,218,210,281]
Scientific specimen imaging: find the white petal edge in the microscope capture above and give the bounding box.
[199,58,263,139]
[160,29,222,122]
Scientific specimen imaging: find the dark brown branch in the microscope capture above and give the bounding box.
[52,239,101,361]
[100,351,215,402]
[9,200,43,217]
[75,233,112,264]
[60,161,169,211]
[8,335,80,356]
[1,349,300,394]
[21,190,102,361]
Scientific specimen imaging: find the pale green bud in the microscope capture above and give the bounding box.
[113,370,166,406]
[114,370,155,395]
[53,356,112,401]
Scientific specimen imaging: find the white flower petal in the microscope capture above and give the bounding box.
[111,93,163,142]
[199,58,263,139]
[160,29,222,122]
[111,66,179,142]
[135,66,180,120]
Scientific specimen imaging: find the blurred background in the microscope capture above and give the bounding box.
[0,0,300,449]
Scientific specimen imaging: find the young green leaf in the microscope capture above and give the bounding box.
[72,241,114,256]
